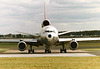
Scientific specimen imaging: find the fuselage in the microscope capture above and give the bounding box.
[39,25,59,46]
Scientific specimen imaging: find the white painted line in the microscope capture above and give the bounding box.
[0,53,96,57]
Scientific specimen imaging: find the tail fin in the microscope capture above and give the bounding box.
[44,2,47,20]
[42,1,50,28]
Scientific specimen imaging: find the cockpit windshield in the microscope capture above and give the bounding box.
[45,30,55,33]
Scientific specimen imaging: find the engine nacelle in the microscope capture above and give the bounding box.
[18,41,27,51]
[70,41,78,50]
[42,20,50,28]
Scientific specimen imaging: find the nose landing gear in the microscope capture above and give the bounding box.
[45,46,51,53]
[45,49,51,53]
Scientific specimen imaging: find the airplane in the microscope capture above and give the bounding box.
[1,2,100,53]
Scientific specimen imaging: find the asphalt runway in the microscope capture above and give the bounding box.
[0,49,95,57]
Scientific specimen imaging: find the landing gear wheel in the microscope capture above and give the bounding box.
[64,49,66,53]
[28,45,35,54]
[45,49,49,53]
[45,49,51,53]
[60,49,62,53]
[28,49,31,53]
[48,50,51,53]
[28,49,34,54]
[60,42,67,53]
[45,49,47,53]
[60,49,66,53]
[32,49,34,53]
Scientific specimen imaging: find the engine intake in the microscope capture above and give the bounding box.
[42,20,50,28]
[18,41,27,51]
[70,41,78,50]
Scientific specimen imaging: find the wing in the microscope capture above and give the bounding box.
[0,38,41,46]
[16,31,39,38]
[0,39,20,42]
[58,31,73,36]
[0,39,37,42]
[58,37,100,50]
[59,38,100,42]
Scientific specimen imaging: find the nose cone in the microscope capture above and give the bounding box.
[41,33,58,46]
[48,34,52,38]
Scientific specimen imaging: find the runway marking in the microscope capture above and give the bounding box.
[0,53,96,57]
[2,49,96,57]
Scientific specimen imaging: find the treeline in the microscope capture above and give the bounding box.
[0,34,34,39]
[59,30,100,38]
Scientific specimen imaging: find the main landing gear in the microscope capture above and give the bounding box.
[60,43,66,53]
[28,45,34,53]
[28,44,66,53]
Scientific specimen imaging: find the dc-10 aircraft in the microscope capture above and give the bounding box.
[1,3,100,53]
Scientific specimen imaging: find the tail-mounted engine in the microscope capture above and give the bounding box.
[70,39,78,50]
[18,41,27,51]
[42,20,50,28]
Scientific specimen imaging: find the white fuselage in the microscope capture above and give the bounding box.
[39,25,59,46]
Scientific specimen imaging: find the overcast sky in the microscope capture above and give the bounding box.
[0,0,100,34]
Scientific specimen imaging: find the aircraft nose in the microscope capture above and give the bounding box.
[48,34,52,38]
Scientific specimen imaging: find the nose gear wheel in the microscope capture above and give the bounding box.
[45,46,51,53]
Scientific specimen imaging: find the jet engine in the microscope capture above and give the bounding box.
[42,20,50,28]
[18,41,27,51]
[70,41,78,50]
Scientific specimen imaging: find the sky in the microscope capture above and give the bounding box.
[0,0,100,34]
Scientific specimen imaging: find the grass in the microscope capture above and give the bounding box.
[83,48,100,51]
[79,42,100,48]
[0,43,17,53]
[0,57,99,69]
[0,43,17,49]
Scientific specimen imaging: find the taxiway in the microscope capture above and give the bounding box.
[0,53,96,57]
[0,49,95,57]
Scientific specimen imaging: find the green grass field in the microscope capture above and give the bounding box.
[0,57,99,69]
[0,43,17,53]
